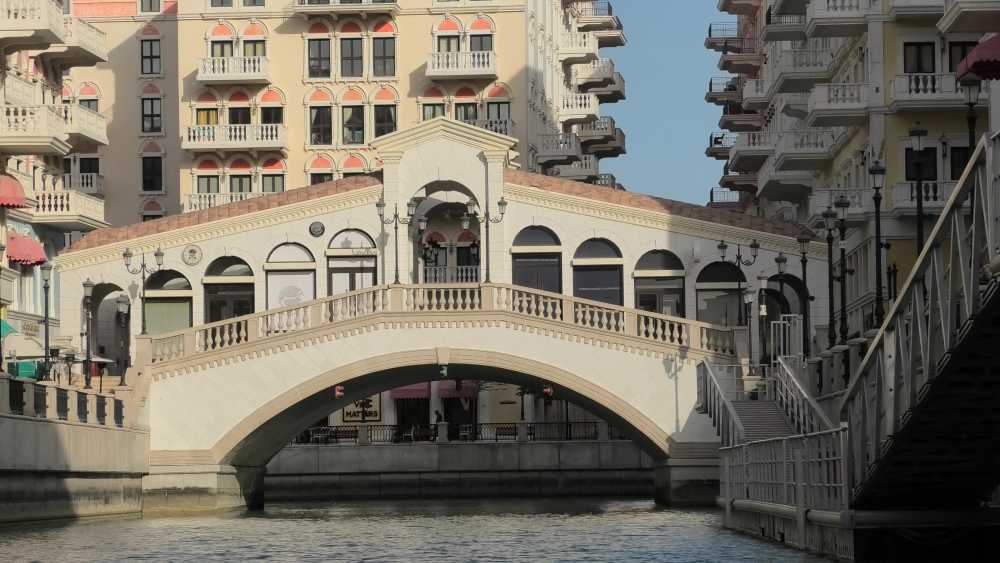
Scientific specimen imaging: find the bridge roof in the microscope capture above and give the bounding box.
[68,171,812,254]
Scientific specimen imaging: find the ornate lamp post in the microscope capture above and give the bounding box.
[463,196,508,283]
[834,195,852,345]
[960,75,982,156]
[40,264,52,381]
[822,206,837,350]
[796,235,812,356]
[869,161,887,326]
[116,294,130,386]
[376,195,420,285]
[909,124,928,253]
[82,278,95,389]
[717,239,760,325]
[122,246,164,335]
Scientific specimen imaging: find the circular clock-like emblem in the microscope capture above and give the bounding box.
[309,221,326,237]
[181,245,203,266]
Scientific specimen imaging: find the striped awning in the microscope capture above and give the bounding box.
[0,174,27,208]
[958,34,1000,81]
[6,232,47,266]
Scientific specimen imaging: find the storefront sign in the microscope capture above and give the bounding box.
[342,394,381,422]
[19,320,39,338]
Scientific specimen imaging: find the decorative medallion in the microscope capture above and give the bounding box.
[309,221,326,237]
[181,244,203,266]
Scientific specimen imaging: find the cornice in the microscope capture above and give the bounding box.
[80,5,527,24]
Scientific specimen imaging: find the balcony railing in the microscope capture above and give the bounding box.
[0,104,67,154]
[461,119,513,137]
[891,73,987,106]
[709,188,745,204]
[0,0,65,44]
[559,91,598,122]
[594,173,621,189]
[3,72,35,105]
[182,124,287,151]
[577,116,616,142]
[32,189,106,226]
[574,58,615,86]
[290,0,399,14]
[537,132,581,163]
[559,32,598,61]
[61,104,108,145]
[423,266,480,284]
[548,155,598,180]
[807,83,870,126]
[59,15,108,63]
[198,56,270,83]
[185,192,267,212]
[807,0,880,36]
[890,181,957,212]
[62,172,102,194]
[426,51,497,79]
[574,1,615,17]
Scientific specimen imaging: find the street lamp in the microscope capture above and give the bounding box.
[115,294,130,386]
[718,238,760,325]
[40,264,52,381]
[821,206,838,350]
[960,74,982,154]
[122,246,164,335]
[869,161,887,326]
[376,195,421,285]
[909,124,928,253]
[833,195,852,346]
[82,278,95,390]
[462,196,508,283]
[796,235,812,356]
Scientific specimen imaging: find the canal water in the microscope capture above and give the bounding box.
[0,499,827,562]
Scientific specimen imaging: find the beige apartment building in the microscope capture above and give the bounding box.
[65,0,626,226]
[705,0,988,371]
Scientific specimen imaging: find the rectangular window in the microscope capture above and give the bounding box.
[310,173,334,185]
[310,106,333,145]
[142,157,162,192]
[905,147,938,181]
[262,174,284,193]
[230,175,252,193]
[437,36,459,53]
[79,99,99,112]
[211,41,233,58]
[308,39,331,78]
[949,42,978,73]
[141,98,162,133]
[243,0,264,6]
[950,146,971,181]
[340,38,363,77]
[903,42,935,74]
[197,176,220,194]
[342,106,365,144]
[470,35,493,52]
[228,107,251,125]
[487,102,511,122]
[373,37,395,77]
[455,103,478,123]
[196,108,219,126]
[261,106,283,124]
[243,40,266,58]
[422,104,445,121]
[140,0,160,13]
[140,39,161,75]
[210,0,233,7]
[79,158,100,175]
[374,105,397,138]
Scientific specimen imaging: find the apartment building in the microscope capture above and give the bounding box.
[1,0,110,374]
[705,0,987,351]
[64,0,626,226]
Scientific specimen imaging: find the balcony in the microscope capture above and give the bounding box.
[807,83,870,127]
[889,180,957,215]
[536,133,582,165]
[742,78,770,110]
[587,127,626,158]
[939,0,1000,33]
[772,0,810,14]
[461,119,514,137]
[708,188,750,210]
[591,72,625,103]
[573,1,623,33]
[718,0,761,16]
[198,56,270,84]
[706,132,737,160]
[762,13,806,42]
[719,103,762,132]
[426,51,497,80]
[547,155,599,182]
[559,32,599,63]
[769,44,841,94]
[39,17,108,68]
[806,0,879,37]
[182,124,288,152]
[0,105,69,155]
[807,188,872,228]
[774,128,843,171]
[559,91,599,124]
[3,73,36,106]
[890,73,989,110]
[720,170,758,192]
[31,190,107,230]
[576,116,617,144]
[889,0,945,19]
[290,0,399,17]
[706,76,742,106]
[62,172,103,195]
[185,192,267,212]
[574,58,615,88]
[705,22,739,52]
[758,157,813,202]
[0,0,65,51]
[718,38,762,74]
[730,131,775,172]
[594,173,624,190]
[61,104,109,148]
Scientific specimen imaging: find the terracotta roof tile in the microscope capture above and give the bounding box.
[504,170,814,240]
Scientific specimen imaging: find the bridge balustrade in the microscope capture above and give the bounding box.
[0,376,127,429]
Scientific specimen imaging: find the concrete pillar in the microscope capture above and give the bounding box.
[40,382,59,419]
[436,421,449,443]
[517,421,528,442]
[67,388,78,422]
[143,465,266,514]
[653,461,671,506]
[21,382,36,417]
[597,421,609,441]
[357,423,370,445]
[429,380,442,426]
[0,373,10,415]
[85,391,97,424]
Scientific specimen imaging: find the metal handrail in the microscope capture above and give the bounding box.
[696,362,748,447]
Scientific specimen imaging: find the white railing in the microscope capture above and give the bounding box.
[291,0,398,8]
[891,72,988,103]
[537,132,580,156]
[889,180,957,212]
[61,104,108,144]
[143,284,737,365]
[772,46,837,74]
[62,172,102,194]
[3,73,36,105]
[198,56,269,80]
[561,91,598,115]
[734,130,775,151]
[775,356,836,435]
[549,155,598,179]
[840,135,996,502]
[577,116,615,138]
[183,124,287,148]
[423,266,480,284]
[461,119,513,136]
[696,363,751,447]
[808,0,881,20]
[779,128,839,153]
[61,15,108,61]
[0,0,64,37]
[560,31,595,52]
[427,51,496,76]
[809,187,870,219]
[573,58,614,83]
[0,105,64,138]
[33,189,105,222]
[810,83,868,107]
[185,192,266,212]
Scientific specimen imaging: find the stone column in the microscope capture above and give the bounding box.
[429,380,442,426]
[21,381,36,417]
[436,421,450,443]
[653,461,671,506]
[85,390,97,424]
[40,381,59,419]
[0,373,10,415]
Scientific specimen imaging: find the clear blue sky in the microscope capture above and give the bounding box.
[600,1,723,204]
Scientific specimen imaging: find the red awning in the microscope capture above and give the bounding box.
[958,34,1000,81]
[388,380,476,400]
[6,232,48,266]
[0,174,28,208]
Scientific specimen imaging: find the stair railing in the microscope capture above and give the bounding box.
[697,362,766,446]
[774,356,835,435]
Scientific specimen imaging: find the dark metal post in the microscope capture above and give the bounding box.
[869,162,886,326]
[915,160,925,253]
[838,217,849,344]
[82,279,94,389]
[796,236,811,356]
[123,247,164,335]
[40,264,52,381]
[393,214,400,284]
[822,208,837,350]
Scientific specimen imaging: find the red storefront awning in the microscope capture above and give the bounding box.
[6,232,48,266]
[958,34,1000,81]
[0,174,28,208]
[389,380,476,400]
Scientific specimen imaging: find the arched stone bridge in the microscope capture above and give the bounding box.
[133,283,739,511]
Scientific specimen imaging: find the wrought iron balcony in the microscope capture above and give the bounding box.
[198,56,270,84]
[290,0,399,16]
[573,1,622,33]
[706,132,737,160]
[185,192,267,212]
[718,38,762,74]
[31,190,107,230]
[426,51,497,80]
[182,124,288,152]
[706,76,743,106]
[705,22,739,52]
[718,103,762,132]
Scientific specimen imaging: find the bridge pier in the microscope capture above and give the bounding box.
[142,465,266,514]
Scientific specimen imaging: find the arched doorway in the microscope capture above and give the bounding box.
[760,273,806,361]
[91,283,130,383]
[695,262,746,326]
[417,203,481,284]
[327,229,377,295]
[511,226,562,293]
[633,250,685,317]
[265,243,316,309]
[144,270,193,335]
[204,256,255,323]
[572,238,623,305]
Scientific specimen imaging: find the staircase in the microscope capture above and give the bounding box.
[731,401,794,442]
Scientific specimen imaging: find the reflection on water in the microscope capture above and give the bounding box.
[0,498,827,562]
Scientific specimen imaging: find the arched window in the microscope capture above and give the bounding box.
[420,86,446,121]
[265,243,316,309]
[144,270,193,334]
[572,238,623,305]
[204,256,255,322]
[373,86,398,138]
[307,154,335,185]
[634,250,686,317]
[695,262,746,326]
[341,88,366,145]
[327,229,377,295]
[512,226,561,293]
